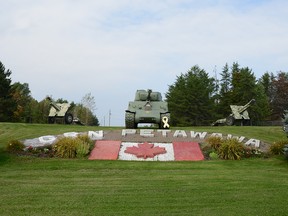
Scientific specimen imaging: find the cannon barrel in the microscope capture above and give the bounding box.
[46,96,61,111]
[147,89,152,101]
[237,99,255,114]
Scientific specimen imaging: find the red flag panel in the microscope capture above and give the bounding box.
[89,140,121,160]
[173,142,204,161]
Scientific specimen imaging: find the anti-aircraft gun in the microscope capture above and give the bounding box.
[46,96,74,124]
[125,89,170,129]
[212,99,255,126]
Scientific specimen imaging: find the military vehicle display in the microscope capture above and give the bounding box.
[212,99,255,126]
[46,96,74,124]
[125,89,170,129]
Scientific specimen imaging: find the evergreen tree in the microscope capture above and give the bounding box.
[259,72,273,98]
[217,63,232,117]
[250,82,271,122]
[220,63,231,95]
[166,65,216,126]
[0,61,16,121]
[231,66,256,104]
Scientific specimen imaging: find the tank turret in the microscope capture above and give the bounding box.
[125,89,170,129]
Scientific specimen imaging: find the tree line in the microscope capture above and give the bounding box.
[1,60,287,126]
[166,63,288,126]
[0,61,99,125]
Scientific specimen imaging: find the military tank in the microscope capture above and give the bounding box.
[125,89,170,129]
[46,96,74,124]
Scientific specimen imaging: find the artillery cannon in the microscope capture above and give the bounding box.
[46,96,74,124]
[125,89,170,129]
[212,99,255,126]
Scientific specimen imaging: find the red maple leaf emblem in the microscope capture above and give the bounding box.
[124,142,167,159]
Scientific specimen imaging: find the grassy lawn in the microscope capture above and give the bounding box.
[0,123,288,215]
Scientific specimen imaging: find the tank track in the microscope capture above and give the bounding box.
[125,112,136,128]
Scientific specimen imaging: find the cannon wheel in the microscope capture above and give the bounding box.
[160,113,170,129]
[65,113,73,124]
[226,116,235,126]
[125,112,136,128]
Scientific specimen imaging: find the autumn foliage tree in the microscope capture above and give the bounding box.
[10,82,32,122]
[267,72,288,120]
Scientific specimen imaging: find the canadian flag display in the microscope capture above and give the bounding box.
[89,141,204,161]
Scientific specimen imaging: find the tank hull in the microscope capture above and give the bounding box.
[125,90,170,129]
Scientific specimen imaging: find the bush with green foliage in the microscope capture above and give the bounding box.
[53,135,93,158]
[77,134,95,151]
[26,145,54,158]
[53,137,78,158]
[206,136,223,151]
[217,138,245,160]
[200,143,214,159]
[269,140,288,155]
[6,140,25,152]
[76,140,90,158]
[209,152,219,160]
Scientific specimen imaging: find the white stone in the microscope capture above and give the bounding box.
[190,131,207,139]
[140,129,154,137]
[211,133,223,138]
[227,134,246,142]
[118,142,175,161]
[122,129,136,137]
[63,132,79,138]
[38,135,57,145]
[173,130,187,138]
[88,130,104,140]
[245,139,261,148]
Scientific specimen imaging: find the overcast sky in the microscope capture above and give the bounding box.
[1,0,288,126]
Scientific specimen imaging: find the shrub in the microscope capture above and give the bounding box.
[53,135,93,158]
[269,140,288,155]
[243,146,263,158]
[209,152,219,160]
[206,136,223,151]
[26,145,55,158]
[76,141,90,158]
[217,138,245,160]
[200,143,213,159]
[53,137,78,158]
[6,140,25,153]
[77,134,94,151]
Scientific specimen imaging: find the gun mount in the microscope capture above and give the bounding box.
[212,99,255,126]
[125,89,170,129]
[46,96,74,124]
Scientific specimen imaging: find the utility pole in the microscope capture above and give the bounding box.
[108,109,111,126]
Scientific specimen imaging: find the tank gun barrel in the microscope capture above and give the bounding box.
[46,96,61,111]
[147,89,152,101]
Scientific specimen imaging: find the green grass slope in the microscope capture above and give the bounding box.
[0,123,288,216]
